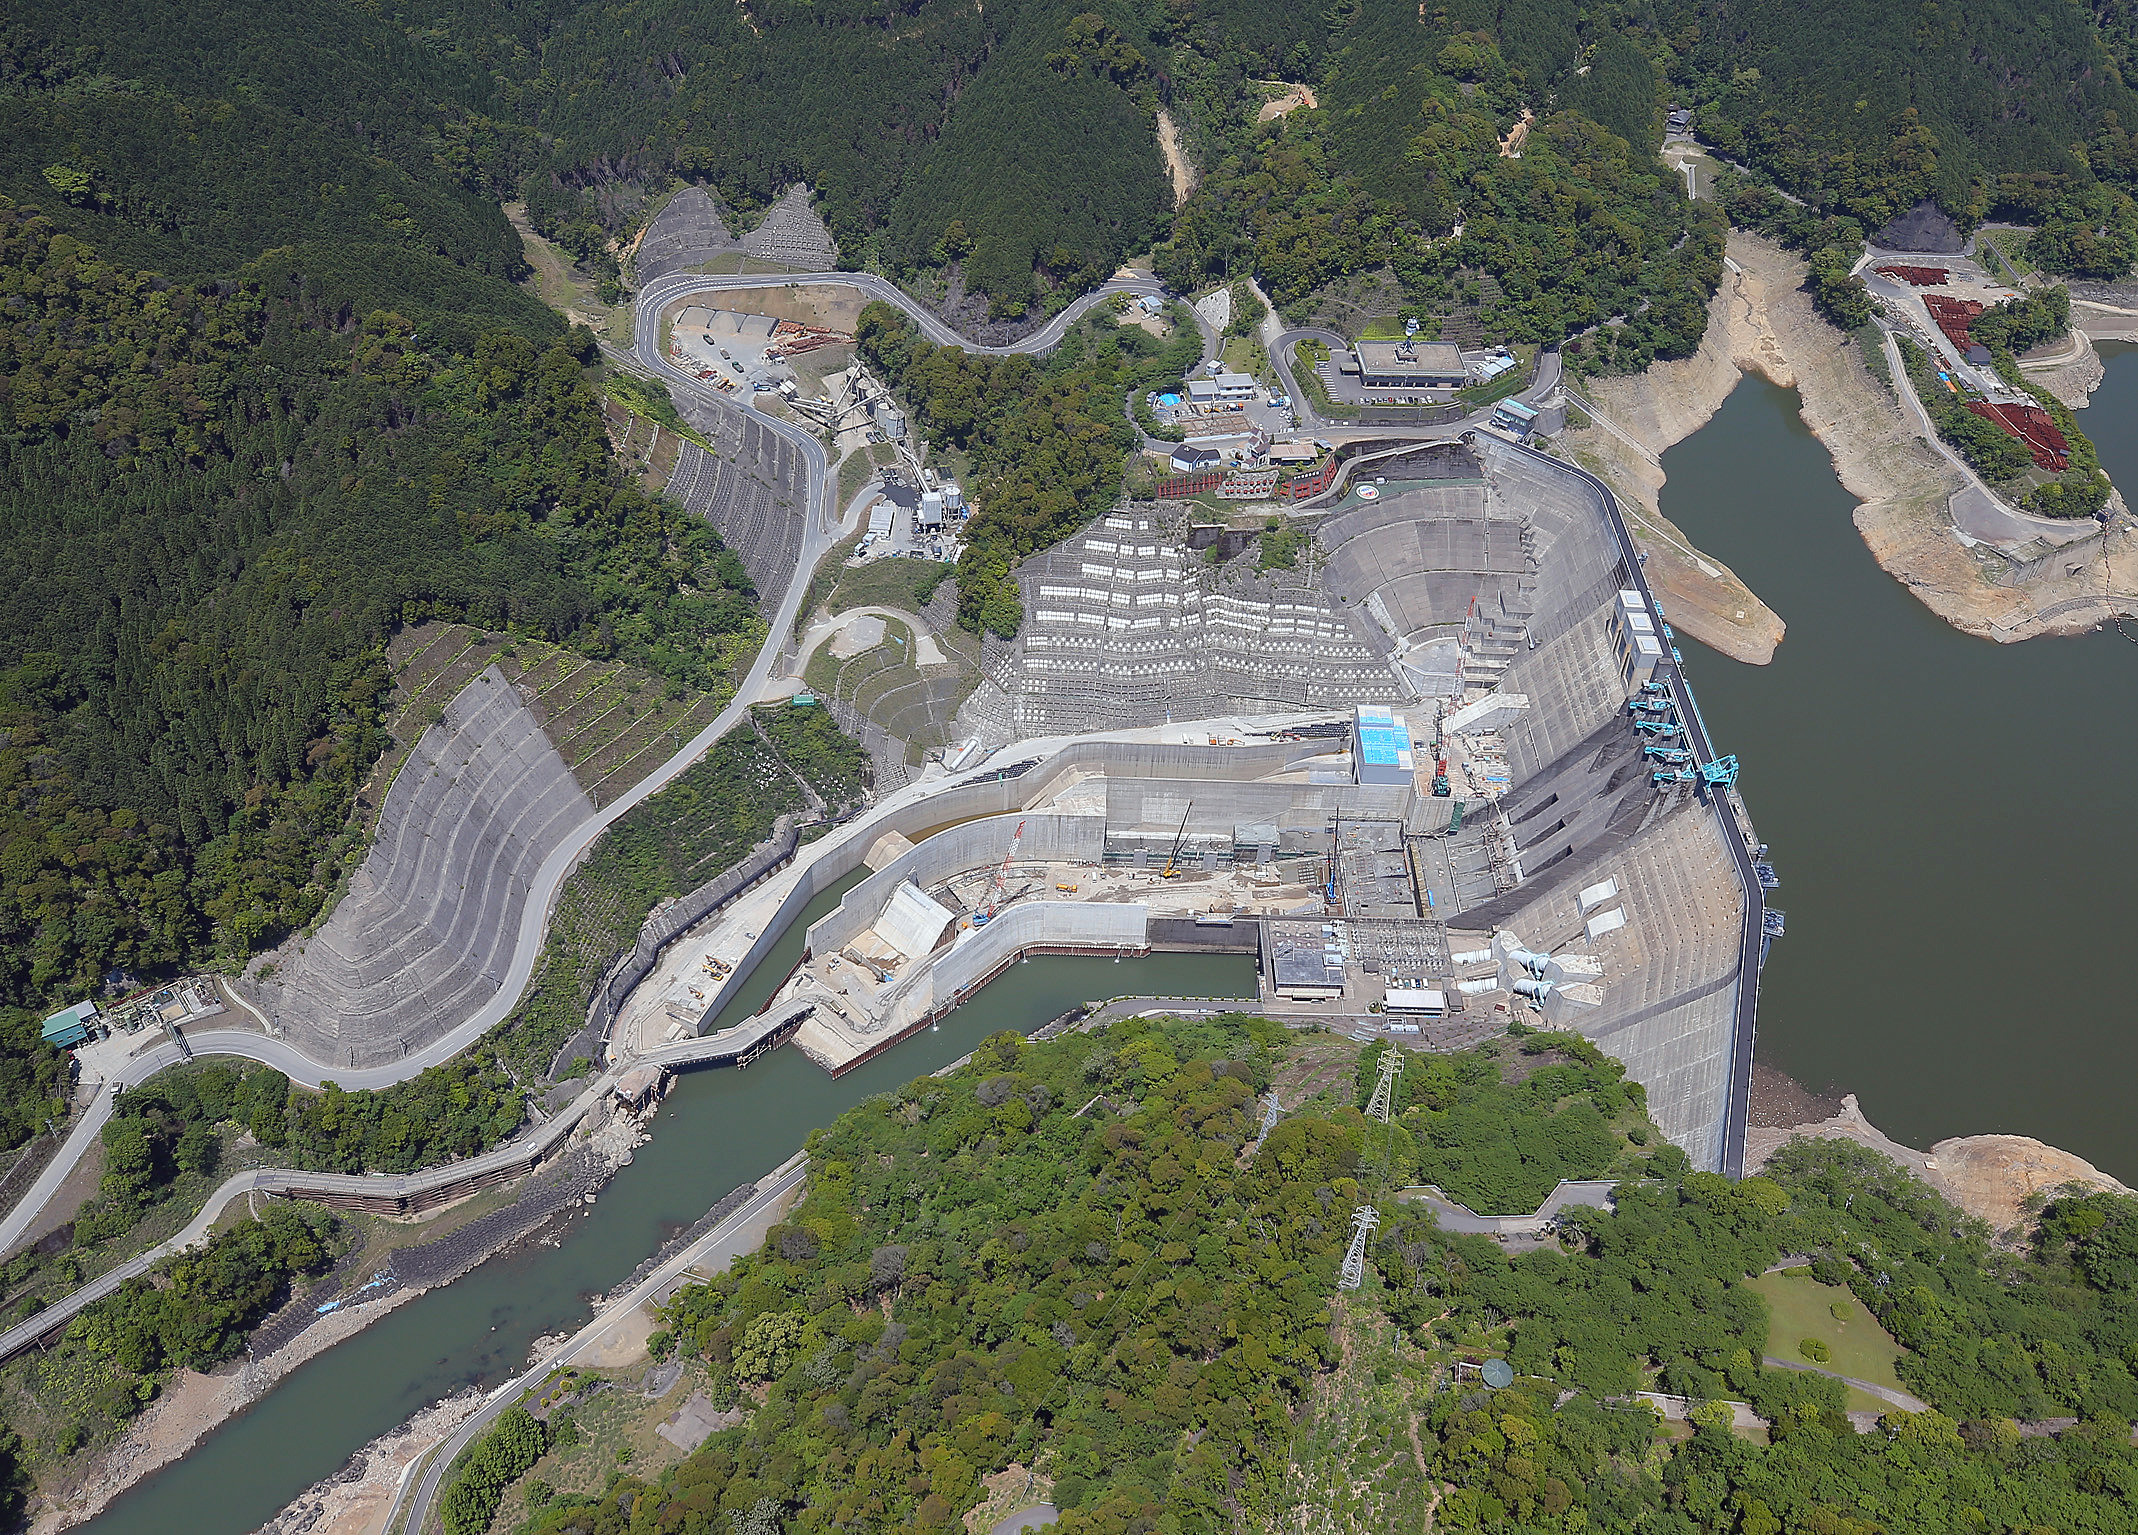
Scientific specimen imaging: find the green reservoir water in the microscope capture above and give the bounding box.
[84,352,2138,1529]
[84,931,1254,1535]
[1655,370,2137,1176]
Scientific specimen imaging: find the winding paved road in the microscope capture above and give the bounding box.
[0,269,1235,1264]
[0,268,1589,1264]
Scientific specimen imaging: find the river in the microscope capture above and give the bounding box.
[1656,360,2137,1176]
[82,925,1254,1535]
[84,351,2138,1530]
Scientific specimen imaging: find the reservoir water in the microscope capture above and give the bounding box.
[81,350,2138,1530]
[1655,365,2137,1176]
[83,937,1254,1535]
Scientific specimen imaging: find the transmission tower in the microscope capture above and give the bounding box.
[1338,1206,1380,1291]
[1366,1046,1403,1124]
[1253,1092,1281,1146]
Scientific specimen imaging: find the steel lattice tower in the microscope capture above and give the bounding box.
[1366,1047,1403,1124]
[1338,1206,1381,1291]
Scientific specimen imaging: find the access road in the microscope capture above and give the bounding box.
[390,1155,807,1535]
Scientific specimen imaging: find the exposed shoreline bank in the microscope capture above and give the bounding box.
[26,1104,654,1534]
[1749,1083,2134,1238]
[1567,232,2136,649]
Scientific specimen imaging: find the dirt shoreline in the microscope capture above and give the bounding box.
[1748,1091,2133,1238]
[1566,231,2136,649]
[27,1105,651,1534]
[28,1285,428,1535]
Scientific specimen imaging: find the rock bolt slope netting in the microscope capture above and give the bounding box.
[238,668,595,1068]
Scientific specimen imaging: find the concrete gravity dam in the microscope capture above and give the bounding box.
[889,433,1772,1172]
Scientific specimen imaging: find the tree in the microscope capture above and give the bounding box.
[735,1311,804,1382]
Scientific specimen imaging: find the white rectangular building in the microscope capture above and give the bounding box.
[1613,590,1667,691]
[1383,987,1447,1016]
[1352,704,1415,786]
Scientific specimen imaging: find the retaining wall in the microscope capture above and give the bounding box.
[690,738,1325,1032]
[804,813,1106,957]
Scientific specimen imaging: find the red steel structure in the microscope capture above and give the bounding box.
[1924,294,1987,351]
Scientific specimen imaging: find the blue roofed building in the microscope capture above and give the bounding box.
[1352,704,1415,785]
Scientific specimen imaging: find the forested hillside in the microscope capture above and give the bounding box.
[858,301,1199,635]
[0,199,760,1014]
[493,1017,2138,1535]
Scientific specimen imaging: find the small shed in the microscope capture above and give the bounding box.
[614,1064,670,1109]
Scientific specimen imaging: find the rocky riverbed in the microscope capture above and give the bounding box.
[28,1102,654,1535]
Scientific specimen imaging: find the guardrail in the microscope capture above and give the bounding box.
[0,1001,822,1365]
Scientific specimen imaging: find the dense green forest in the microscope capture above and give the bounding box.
[0,1201,343,1470]
[460,1017,2138,1535]
[0,197,761,1020]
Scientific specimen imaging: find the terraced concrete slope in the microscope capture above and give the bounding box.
[238,667,595,1070]
[634,187,739,282]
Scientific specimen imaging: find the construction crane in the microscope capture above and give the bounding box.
[974,818,1026,924]
[1652,768,1696,786]
[1642,746,1693,765]
[1627,697,1672,715]
[1639,680,1668,695]
[1159,802,1194,879]
[1700,754,1741,787]
[1632,720,1680,738]
[1326,807,1342,907]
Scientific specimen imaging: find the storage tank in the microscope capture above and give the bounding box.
[942,481,964,512]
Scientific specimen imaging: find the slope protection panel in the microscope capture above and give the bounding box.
[634,187,739,282]
[237,667,595,1069]
[961,506,1405,740]
[661,403,808,608]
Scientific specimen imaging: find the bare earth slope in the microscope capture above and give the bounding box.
[1749,1093,2133,1237]
[237,667,594,1070]
[1575,233,2133,648]
[1562,243,1790,664]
